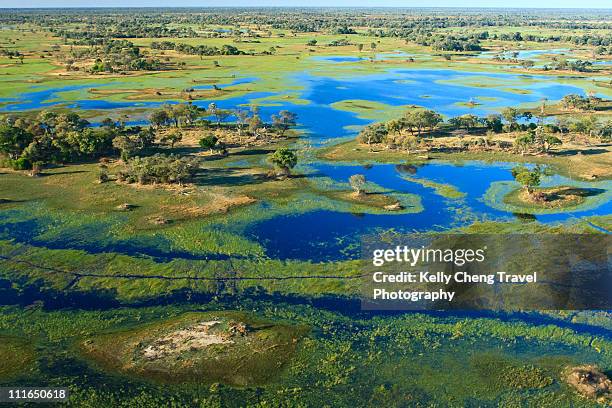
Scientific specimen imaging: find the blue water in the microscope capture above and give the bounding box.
[0,84,160,112]
[295,69,589,118]
[247,162,612,261]
[374,51,418,60]
[0,69,591,121]
[192,76,258,90]
[1,67,609,262]
[312,56,365,63]
[477,49,571,60]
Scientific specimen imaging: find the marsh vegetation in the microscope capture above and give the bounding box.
[0,6,610,407]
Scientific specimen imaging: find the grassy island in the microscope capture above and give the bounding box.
[80,311,308,386]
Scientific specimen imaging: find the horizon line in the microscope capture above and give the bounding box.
[1,6,611,10]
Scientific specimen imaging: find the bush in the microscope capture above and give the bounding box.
[511,165,544,194]
[122,154,198,185]
[269,148,297,176]
[358,123,388,145]
[11,157,32,170]
[349,174,366,195]
[199,135,219,151]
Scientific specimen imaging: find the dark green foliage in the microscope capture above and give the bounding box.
[0,124,33,159]
[119,154,198,185]
[449,114,481,132]
[269,147,298,175]
[511,165,545,193]
[198,134,219,151]
[151,41,244,57]
[358,123,388,145]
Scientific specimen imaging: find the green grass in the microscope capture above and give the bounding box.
[484,181,612,215]
[400,175,466,199]
[318,139,612,181]
[330,99,419,121]
[0,20,610,407]
[0,303,608,406]
[0,336,37,380]
[80,311,308,386]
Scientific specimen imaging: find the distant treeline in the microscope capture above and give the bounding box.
[150,41,243,57]
[1,8,610,37]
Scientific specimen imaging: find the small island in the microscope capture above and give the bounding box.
[507,165,605,210]
[80,311,307,386]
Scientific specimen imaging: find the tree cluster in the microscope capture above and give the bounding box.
[117,153,198,185]
[150,41,244,57]
[0,111,135,170]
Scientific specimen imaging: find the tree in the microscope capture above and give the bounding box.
[172,104,190,128]
[357,123,388,150]
[207,103,229,125]
[199,134,219,153]
[599,120,612,141]
[307,39,317,46]
[121,154,198,185]
[269,147,297,176]
[349,174,366,196]
[161,104,180,128]
[37,110,59,135]
[206,102,221,125]
[501,107,521,130]
[214,109,231,126]
[20,135,56,169]
[55,112,89,134]
[484,114,504,133]
[135,128,156,148]
[521,60,535,69]
[271,110,298,136]
[511,165,544,195]
[514,132,535,154]
[543,134,562,152]
[404,109,442,137]
[183,103,201,126]
[571,115,599,138]
[100,118,117,129]
[161,129,182,148]
[65,128,114,157]
[248,115,264,137]
[112,135,140,161]
[0,125,33,159]
[234,109,250,136]
[561,94,591,111]
[401,135,419,153]
[357,44,364,52]
[385,120,402,136]
[449,114,480,132]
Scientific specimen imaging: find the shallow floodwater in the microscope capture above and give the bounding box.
[1,65,609,262]
[476,49,571,60]
[247,161,612,261]
[0,68,593,125]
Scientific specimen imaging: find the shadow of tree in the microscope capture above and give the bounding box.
[553,187,606,198]
[553,148,608,156]
[192,168,270,187]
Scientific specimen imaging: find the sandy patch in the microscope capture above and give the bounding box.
[142,321,231,360]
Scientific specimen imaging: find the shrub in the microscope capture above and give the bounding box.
[122,154,198,185]
[269,148,297,176]
[349,174,367,195]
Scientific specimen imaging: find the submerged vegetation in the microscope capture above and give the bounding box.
[81,311,308,386]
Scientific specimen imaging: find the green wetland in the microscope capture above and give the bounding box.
[0,6,611,406]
